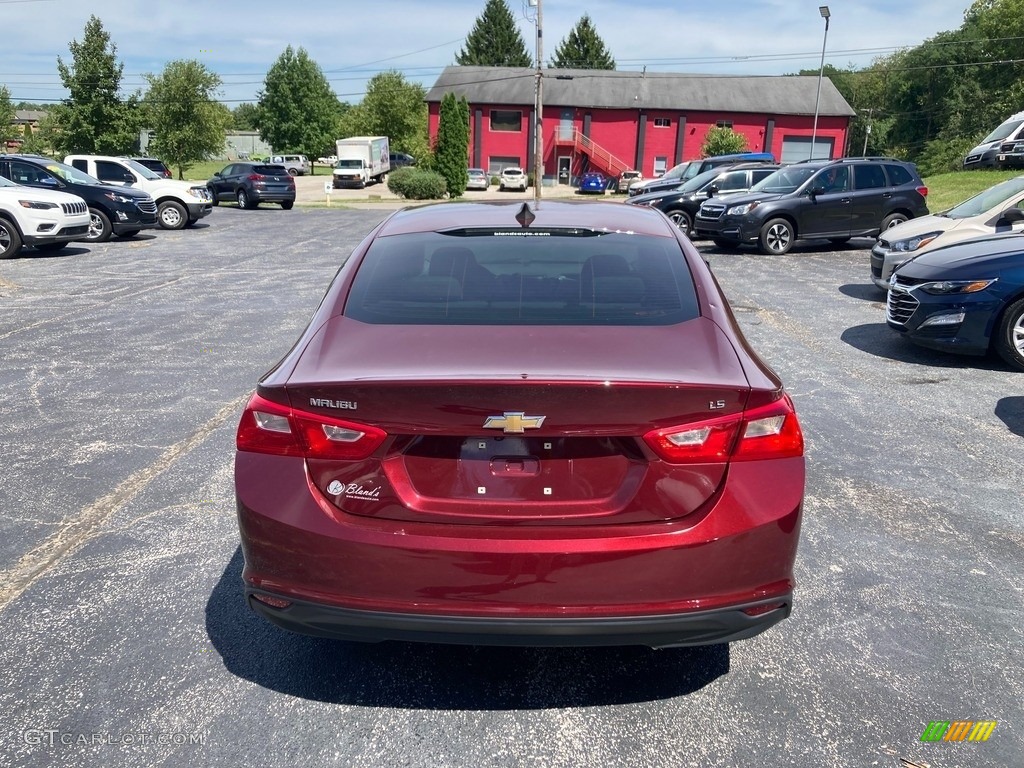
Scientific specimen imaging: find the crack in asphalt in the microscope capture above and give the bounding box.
[0,394,249,612]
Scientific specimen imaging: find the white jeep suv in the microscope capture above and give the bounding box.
[0,175,90,259]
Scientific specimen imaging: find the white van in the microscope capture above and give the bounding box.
[963,111,1024,168]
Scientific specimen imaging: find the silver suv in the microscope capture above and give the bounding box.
[269,155,309,176]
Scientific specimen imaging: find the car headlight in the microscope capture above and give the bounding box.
[727,202,759,216]
[103,191,135,204]
[18,200,59,210]
[188,187,209,200]
[889,231,942,252]
[919,278,997,295]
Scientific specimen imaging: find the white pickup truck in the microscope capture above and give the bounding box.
[64,155,214,229]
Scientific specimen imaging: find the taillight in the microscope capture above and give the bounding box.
[643,395,803,463]
[247,173,263,182]
[236,392,387,460]
[917,185,928,197]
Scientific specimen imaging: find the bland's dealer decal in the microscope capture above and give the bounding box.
[327,480,380,500]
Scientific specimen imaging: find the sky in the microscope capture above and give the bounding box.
[0,0,977,107]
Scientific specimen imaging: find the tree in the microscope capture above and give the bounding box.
[549,15,615,69]
[255,46,340,174]
[337,71,430,161]
[700,127,748,157]
[232,103,259,131]
[435,93,471,197]
[0,86,17,147]
[144,60,231,179]
[51,15,139,154]
[456,0,532,67]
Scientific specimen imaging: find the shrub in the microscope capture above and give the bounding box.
[387,167,447,200]
[386,166,416,195]
[700,127,748,157]
[915,134,983,177]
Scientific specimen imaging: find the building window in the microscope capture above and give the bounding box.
[488,156,521,175]
[490,110,523,132]
[653,118,671,128]
[716,120,733,129]
[653,156,668,176]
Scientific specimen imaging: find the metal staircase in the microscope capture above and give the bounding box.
[555,129,633,177]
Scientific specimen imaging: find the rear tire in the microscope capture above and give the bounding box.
[85,208,113,242]
[881,212,908,230]
[994,297,1024,371]
[237,189,257,209]
[758,218,795,255]
[158,200,188,230]
[280,201,294,210]
[0,219,23,259]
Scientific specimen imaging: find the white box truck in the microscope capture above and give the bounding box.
[333,136,390,189]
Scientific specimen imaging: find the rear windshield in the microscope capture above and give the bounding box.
[253,165,288,175]
[344,230,700,326]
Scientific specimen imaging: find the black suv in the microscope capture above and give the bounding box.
[0,154,158,242]
[695,157,929,254]
[626,163,779,237]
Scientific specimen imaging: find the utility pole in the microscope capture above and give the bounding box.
[531,0,543,202]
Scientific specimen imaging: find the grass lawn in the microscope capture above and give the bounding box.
[920,169,1021,212]
[174,160,332,182]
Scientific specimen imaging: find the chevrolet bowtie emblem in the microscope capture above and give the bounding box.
[483,411,546,433]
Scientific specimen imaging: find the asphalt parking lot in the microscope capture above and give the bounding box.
[0,204,1021,768]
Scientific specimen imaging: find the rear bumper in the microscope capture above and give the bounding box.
[252,190,296,203]
[246,591,791,648]
[235,452,803,647]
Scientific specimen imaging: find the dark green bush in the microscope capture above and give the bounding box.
[387,167,448,200]
[386,166,416,195]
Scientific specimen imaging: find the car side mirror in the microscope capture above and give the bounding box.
[38,176,60,188]
[999,207,1024,224]
[212,172,221,178]
[809,187,824,199]
[121,172,135,185]
[707,185,718,197]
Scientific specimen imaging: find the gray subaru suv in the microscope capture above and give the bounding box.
[695,157,929,254]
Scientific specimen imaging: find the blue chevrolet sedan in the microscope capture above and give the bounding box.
[887,231,1024,370]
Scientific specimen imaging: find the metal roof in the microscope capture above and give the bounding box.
[426,66,856,117]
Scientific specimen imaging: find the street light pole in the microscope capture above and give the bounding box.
[810,5,831,160]
[531,0,543,202]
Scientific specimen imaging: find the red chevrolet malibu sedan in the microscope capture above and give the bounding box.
[235,200,805,648]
